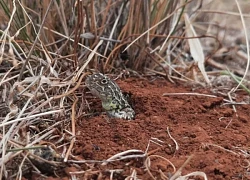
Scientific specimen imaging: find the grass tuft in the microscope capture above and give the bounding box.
[0,0,249,179]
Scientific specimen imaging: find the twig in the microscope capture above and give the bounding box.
[163,92,231,103]
[170,154,194,180]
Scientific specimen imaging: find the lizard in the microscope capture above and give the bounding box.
[85,73,135,120]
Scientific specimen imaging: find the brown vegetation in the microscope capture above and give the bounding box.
[0,0,249,179]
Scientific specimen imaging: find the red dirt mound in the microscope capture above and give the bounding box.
[37,77,250,179]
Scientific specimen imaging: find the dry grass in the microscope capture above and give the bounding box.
[0,0,249,179]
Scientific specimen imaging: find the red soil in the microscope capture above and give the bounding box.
[32,77,250,180]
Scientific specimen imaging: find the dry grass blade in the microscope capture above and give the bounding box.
[145,154,176,180]
[18,0,54,81]
[184,13,210,85]
[233,0,250,92]
[166,127,179,151]
[63,96,78,162]
[101,149,145,166]
[0,110,62,127]
[176,172,208,180]
[123,2,181,53]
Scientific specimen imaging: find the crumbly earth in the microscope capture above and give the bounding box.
[28,76,250,180]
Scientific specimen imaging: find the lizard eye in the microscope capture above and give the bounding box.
[101,78,108,84]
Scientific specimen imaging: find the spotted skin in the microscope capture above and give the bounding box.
[85,73,135,120]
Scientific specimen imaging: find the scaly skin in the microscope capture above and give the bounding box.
[85,73,135,120]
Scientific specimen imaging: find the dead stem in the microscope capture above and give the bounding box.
[64,95,78,162]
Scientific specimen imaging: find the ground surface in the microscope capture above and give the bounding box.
[33,76,250,180]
